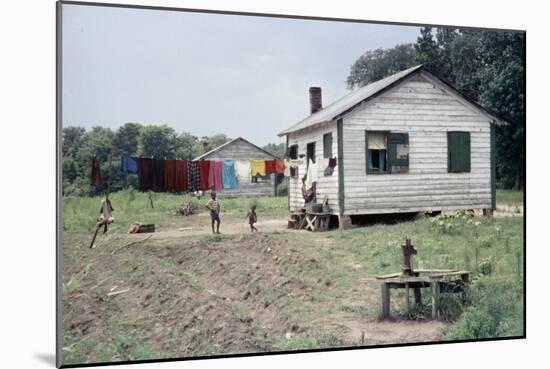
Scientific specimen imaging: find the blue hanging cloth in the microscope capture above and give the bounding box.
[222,160,239,189]
[368,150,374,171]
[120,155,138,174]
[379,150,386,172]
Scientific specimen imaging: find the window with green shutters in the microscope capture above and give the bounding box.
[447,131,471,173]
[365,131,409,174]
[323,133,333,158]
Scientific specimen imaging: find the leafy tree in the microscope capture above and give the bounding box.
[347,28,525,189]
[62,126,86,157]
[262,142,286,158]
[175,132,201,159]
[138,125,179,158]
[198,133,231,154]
[347,43,416,88]
[113,122,142,156]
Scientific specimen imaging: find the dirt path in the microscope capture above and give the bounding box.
[151,215,289,238]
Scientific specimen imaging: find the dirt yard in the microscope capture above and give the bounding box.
[63,221,445,364]
[61,191,523,365]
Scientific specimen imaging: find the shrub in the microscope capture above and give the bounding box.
[444,277,523,340]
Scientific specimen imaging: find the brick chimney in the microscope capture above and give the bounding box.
[309,87,322,114]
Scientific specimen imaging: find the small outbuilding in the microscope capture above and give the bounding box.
[278,65,506,228]
[194,137,279,197]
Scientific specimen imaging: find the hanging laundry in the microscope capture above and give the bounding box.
[175,160,188,192]
[284,159,303,177]
[90,154,102,187]
[265,160,277,175]
[199,160,211,191]
[222,160,239,189]
[250,160,266,177]
[187,161,200,192]
[235,160,251,182]
[137,158,154,191]
[164,159,177,191]
[305,158,319,188]
[152,159,165,192]
[275,159,285,174]
[208,160,223,192]
[120,155,138,174]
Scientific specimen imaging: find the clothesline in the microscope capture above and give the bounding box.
[118,156,286,193]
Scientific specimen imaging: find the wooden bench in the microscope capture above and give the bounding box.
[376,270,470,320]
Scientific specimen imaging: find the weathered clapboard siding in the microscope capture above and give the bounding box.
[196,137,277,197]
[342,72,492,214]
[287,124,339,214]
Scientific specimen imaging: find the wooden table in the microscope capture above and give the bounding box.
[304,212,331,232]
[376,270,469,320]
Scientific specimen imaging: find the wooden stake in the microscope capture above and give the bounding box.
[381,283,390,320]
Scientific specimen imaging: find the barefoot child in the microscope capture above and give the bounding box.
[205,191,221,234]
[245,205,258,233]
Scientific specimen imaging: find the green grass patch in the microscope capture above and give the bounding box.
[496,190,523,206]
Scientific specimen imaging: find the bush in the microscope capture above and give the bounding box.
[444,277,523,340]
[276,178,288,197]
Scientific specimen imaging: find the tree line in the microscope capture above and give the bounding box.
[347,27,524,190]
[62,123,286,196]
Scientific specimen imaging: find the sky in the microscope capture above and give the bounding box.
[62,4,420,146]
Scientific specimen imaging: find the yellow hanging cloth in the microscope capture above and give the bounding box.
[250,160,266,177]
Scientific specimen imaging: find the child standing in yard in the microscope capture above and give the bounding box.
[205,191,221,234]
[245,205,258,233]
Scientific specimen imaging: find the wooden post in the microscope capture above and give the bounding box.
[338,215,352,229]
[414,287,422,305]
[432,282,440,320]
[403,283,410,314]
[381,283,390,319]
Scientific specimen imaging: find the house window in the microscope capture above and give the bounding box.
[447,131,471,173]
[366,131,409,174]
[323,133,333,158]
[287,144,299,178]
[306,142,316,163]
[288,144,298,160]
[366,131,388,173]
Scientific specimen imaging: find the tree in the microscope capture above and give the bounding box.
[348,28,525,189]
[347,43,416,88]
[138,125,179,158]
[113,122,142,156]
[198,133,231,154]
[62,126,86,157]
[262,142,286,158]
[175,132,201,159]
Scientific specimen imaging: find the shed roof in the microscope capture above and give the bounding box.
[278,64,506,136]
[193,136,278,161]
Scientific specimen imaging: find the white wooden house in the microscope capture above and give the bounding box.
[278,65,505,228]
[194,137,278,197]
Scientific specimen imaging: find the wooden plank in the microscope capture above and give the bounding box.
[432,282,440,320]
[337,118,345,215]
[381,283,390,320]
[404,282,410,314]
[491,123,496,210]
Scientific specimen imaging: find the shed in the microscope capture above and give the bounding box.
[278,65,506,228]
[193,137,279,197]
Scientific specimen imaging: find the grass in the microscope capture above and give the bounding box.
[496,189,524,206]
[63,188,288,233]
[62,189,525,359]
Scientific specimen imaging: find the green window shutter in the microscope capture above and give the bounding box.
[447,132,471,173]
[323,133,333,158]
[387,133,409,173]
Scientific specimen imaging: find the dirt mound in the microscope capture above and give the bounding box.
[63,231,448,363]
